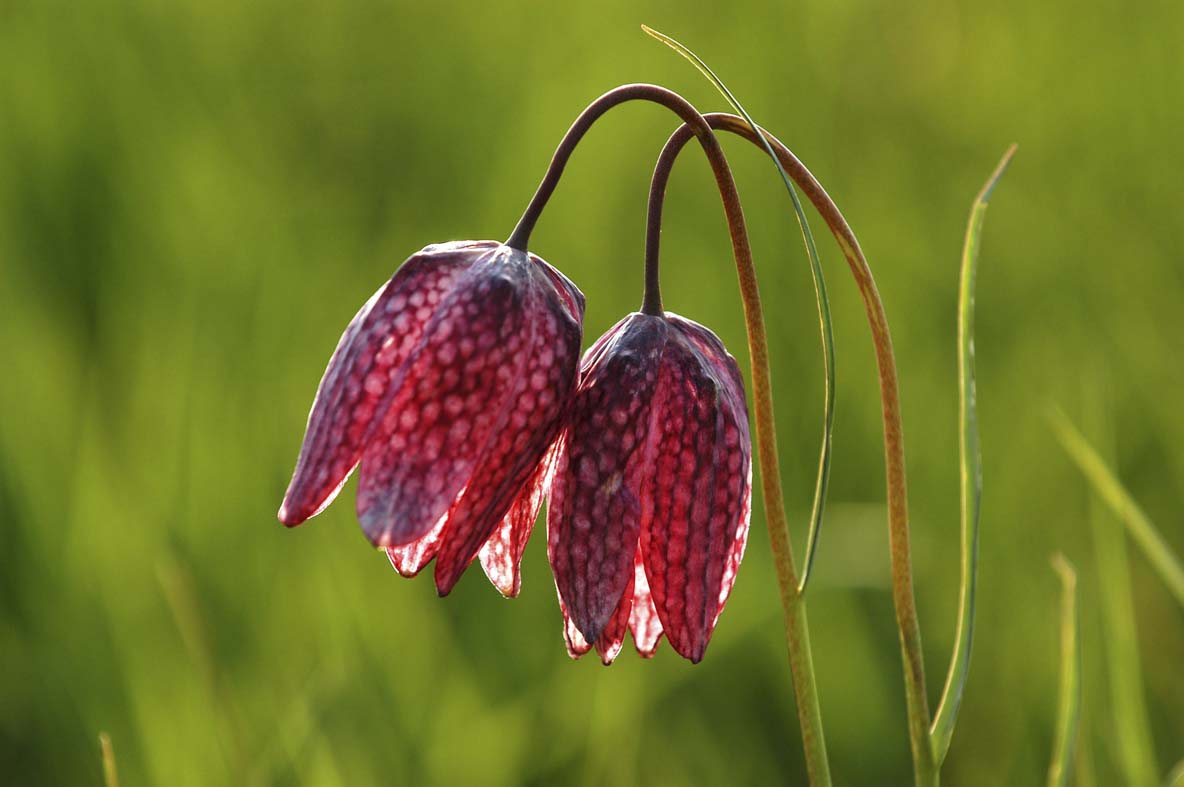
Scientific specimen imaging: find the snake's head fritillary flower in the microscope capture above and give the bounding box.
[279,240,584,597]
[547,311,752,664]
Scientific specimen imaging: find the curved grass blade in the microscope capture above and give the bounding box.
[1050,408,1184,609]
[1070,401,1161,786]
[1168,760,1184,787]
[643,25,834,596]
[99,732,119,787]
[930,145,1016,763]
[1047,553,1081,787]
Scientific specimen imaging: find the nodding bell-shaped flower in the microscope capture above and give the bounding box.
[547,311,752,664]
[279,240,585,597]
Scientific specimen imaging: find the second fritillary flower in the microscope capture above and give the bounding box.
[548,311,752,664]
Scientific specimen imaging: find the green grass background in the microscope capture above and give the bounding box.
[1,1,1181,785]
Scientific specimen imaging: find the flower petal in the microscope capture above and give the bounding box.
[534,256,586,326]
[629,551,663,657]
[560,598,592,659]
[548,314,669,644]
[278,243,487,526]
[477,439,561,598]
[594,577,634,665]
[640,318,751,663]
[385,507,451,577]
[669,315,754,626]
[558,551,655,664]
[556,548,640,665]
[355,250,535,547]
[433,277,582,595]
[715,463,752,624]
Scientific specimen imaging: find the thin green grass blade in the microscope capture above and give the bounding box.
[930,146,1015,763]
[1050,408,1184,608]
[1167,760,1184,787]
[1047,554,1081,787]
[1072,400,1161,787]
[99,732,119,787]
[643,25,834,595]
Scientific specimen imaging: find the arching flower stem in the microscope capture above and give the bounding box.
[645,116,830,787]
[506,84,730,319]
[648,113,936,785]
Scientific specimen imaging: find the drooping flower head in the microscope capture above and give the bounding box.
[548,311,752,664]
[279,240,584,596]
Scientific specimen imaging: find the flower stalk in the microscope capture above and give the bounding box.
[748,117,929,767]
[647,118,830,786]
[688,116,1014,783]
[657,112,937,783]
[507,84,738,256]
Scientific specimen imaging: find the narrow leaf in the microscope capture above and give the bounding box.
[1050,408,1184,609]
[1067,403,1161,786]
[1047,553,1081,787]
[930,145,1015,763]
[643,24,835,595]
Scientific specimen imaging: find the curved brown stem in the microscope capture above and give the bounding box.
[507,87,716,311]
[649,113,934,783]
[644,117,830,785]
[505,84,721,314]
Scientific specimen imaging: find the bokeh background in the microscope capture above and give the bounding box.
[1,1,1181,785]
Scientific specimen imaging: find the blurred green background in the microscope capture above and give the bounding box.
[2,1,1181,785]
